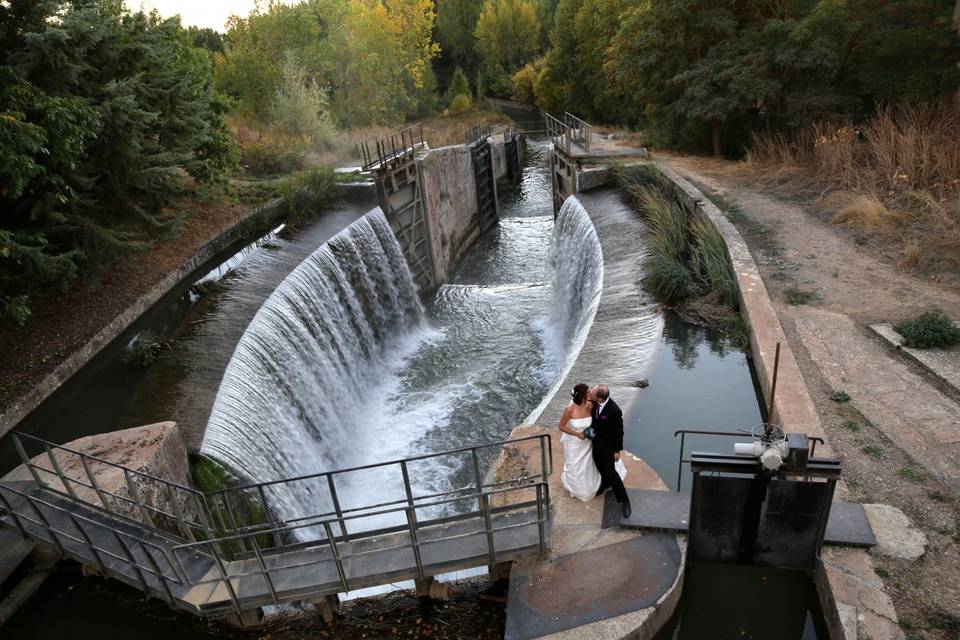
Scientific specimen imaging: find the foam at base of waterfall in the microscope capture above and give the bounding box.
[526,196,604,424]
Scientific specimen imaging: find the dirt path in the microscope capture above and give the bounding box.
[658,154,960,638]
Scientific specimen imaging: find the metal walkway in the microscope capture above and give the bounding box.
[0,433,552,617]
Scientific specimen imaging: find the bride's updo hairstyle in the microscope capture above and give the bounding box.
[570,383,589,405]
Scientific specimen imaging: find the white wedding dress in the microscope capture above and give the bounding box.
[560,416,602,502]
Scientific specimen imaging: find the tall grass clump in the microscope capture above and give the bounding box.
[276,167,339,224]
[615,164,746,345]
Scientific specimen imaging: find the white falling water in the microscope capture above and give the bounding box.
[528,196,604,423]
[201,209,425,525]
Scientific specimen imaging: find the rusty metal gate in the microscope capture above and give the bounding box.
[468,129,499,235]
[504,129,521,184]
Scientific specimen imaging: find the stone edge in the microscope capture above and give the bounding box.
[869,322,960,402]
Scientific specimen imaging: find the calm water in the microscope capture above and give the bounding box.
[654,563,830,640]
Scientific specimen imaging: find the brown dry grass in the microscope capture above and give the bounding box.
[743,100,960,273]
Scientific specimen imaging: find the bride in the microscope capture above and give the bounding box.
[558,383,602,501]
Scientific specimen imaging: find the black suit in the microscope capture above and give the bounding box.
[592,398,629,504]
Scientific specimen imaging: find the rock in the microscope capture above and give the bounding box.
[863,503,928,560]
[4,422,198,535]
[631,379,649,389]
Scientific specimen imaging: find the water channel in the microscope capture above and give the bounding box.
[2,131,824,638]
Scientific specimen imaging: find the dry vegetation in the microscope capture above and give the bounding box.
[743,100,960,274]
[229,110,513,175]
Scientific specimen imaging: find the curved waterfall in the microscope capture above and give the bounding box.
[528,196,604,423]
[201,209,425,519]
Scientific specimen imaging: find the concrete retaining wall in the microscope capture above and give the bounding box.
[655,165,827,449]
[417,145,481,284]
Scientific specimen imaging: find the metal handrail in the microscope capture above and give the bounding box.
[0,435,553,615]
[465,124,491,146]
[544,112,570,155]
[0,484,185,601]
[356,124,425,170]
[673,428,826,492]
[563,112,592,152]
[11,432,211,542]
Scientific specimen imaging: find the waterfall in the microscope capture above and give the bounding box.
[528,196,604,423]
[201,209,425,525]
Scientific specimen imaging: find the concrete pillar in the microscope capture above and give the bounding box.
[489,561,513,582]
[312,594,340,624]
[414,576,450,601]
[224,608,263,628]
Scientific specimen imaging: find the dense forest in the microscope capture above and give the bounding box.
[2,0,958,325]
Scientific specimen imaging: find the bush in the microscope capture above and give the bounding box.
[447,67,471,105]
[1,295,32,327]
[241,139,305,177]
[895,308,960,349]
[643,247,700,303]
[447,93,473,116]
[276,167,339,224]
[511,63,538,105]
[271,55,337,147]
[125,332,170,367]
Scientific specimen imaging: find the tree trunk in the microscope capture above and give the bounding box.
[711,121,722,157]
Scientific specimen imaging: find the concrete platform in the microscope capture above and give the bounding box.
[871,322,960,405]
[495,426,685,640]
[505,533,681,640]
[599,489,876,548]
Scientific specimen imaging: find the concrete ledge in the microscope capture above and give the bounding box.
[654,165,828,450]
[870,322,960,402]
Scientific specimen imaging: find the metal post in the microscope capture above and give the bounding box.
[69,514,107,576]
[112,531,150,594]
[676,432,687,492]
[123,468,155,528]
[322,521,350,592]
[209,542,243,615]
[44,445,78,501]
[250,537,279,604]
[326,475,348,539]
[399,461,425,580]
[767,342,781,427]
[0,491,28,536]
[24,496,65,556]
[256,485,282,548]
[535,483,546,553]
[80,455,109,510]
[471,450,497,567]
[165,482,193,541]
[13,435,44,487]
[138,540,176,605]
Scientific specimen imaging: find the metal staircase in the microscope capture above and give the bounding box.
[0,433,552,618]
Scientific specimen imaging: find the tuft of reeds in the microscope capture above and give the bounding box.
[690,215,737,307]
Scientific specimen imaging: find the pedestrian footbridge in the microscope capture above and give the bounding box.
[0,433,552,620]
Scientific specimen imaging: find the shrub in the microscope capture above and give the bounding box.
[643,247,700,303]
[447,93,472,116]
[240,139,305,177]
[511,63,538,105]
[1,295,31,327]
[125,332,169,367]
[276,167,339,224]
[895,308,960,349]
[830,389,851,403]
[271,55,337,148]
[447,66,471,105]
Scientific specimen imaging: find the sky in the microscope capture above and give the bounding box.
[126,1,264,31]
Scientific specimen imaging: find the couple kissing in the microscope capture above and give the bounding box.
[558,383,631,518]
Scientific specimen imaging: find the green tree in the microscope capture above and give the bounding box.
[447,66,472,104]
[435,0,484,86]
[0,0,234,323]
[475,0,542,96]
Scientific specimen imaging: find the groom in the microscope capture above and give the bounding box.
[590,385,631,518]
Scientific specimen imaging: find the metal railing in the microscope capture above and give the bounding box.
[356,124,425,171]
[673,428,826,492]
[545,112,571,155]
[564,112,592,152]
[0,483,185,605]
[202,434,553,549]
[11,432,212,542]
[1,434,553,616]
[465,124,491,146]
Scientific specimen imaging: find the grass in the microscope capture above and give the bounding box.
[874,567,890,579]
[898,466,925,483]
[275,167,339,225]
[927,490,950,502]
[841,419,862,433]
[124,332,169,367]
[895,308,960,349]
[830,389,851,403]
[927,610,960,631]
[786,286,817,305]
[862,445,887,460]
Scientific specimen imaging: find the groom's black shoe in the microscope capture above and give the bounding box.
[621,501,632,519]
